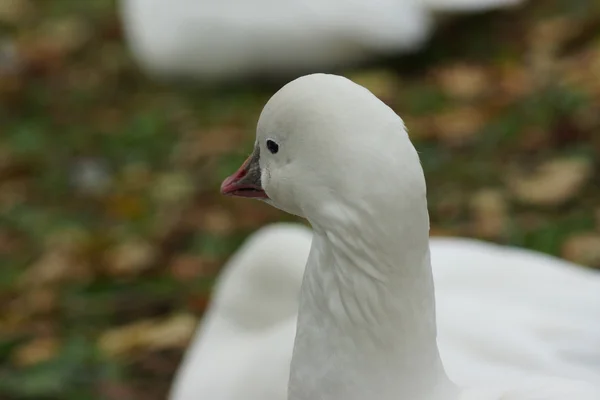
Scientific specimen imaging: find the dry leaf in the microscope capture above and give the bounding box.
[187,205,236,235]
[98,314,197,358]
[0,0,33,25]
[22,288,58,315]
[142,313,196,351]
[175,126,244,165]
[496,63,533,99]
[21,227,93,287]
[121,163,152,192]
[152,172,195,206]
[105,194,145,219]
[37,17,92,55]
[507,158,593,207]
[170,254,211,281]
[433,63,489,100]
[104,238,156,277]
[12,337,60,367]
[561,233,600,268]
[431,106,487,146]
[98,320,153,358]
[469,189,508,239]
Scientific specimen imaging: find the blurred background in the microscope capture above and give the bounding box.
[1,0,599,399]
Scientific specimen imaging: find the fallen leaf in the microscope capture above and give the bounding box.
[152,172,195,206]
[496,63,533,100]
[561,233,600,268]
[21,228,93,287]
[37,17,93,55]
[142,313,196,351]
[431,106,487,146]
[98,320,153,358]
[105,194,145,219]
[506,158,593,207]
[22,288,58,315]
[169,254,214,281]
[174,126,244,165]
[0,0,33,25]
[120,163,152,192]
[98,313,197,358]
[12,337,60,367]
[187,205,236,235]
[469,189,508,239]
[104,238,156,277]
[432,63,490,100]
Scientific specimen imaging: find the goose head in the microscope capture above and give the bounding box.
[221,73,427,233]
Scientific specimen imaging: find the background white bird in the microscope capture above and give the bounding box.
[118,0,525,82]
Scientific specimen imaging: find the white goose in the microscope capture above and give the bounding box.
[170,223,312,400]
[119,0,524,82]
[215,73,600,400]
[171,233,600,399]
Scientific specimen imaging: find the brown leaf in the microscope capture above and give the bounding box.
[142,313,196,351]
[186,294,211,314]
[561,233,600,268]
[496,63,533,100]
[105,194,145,219]
[12,337,60,367]
[169,254,217,281]
[174,126,244,165]
[37,17,93,56]
[186,205,236,235]
[104,238,156,277]
[469,189,508,239]
[98,320,153,358]
[151,172,195,206]
[22,288,58,315]
[431,106,487,146]
[506,158,593,207]
[0,0,33,25]
[21,228,93,287]
[98,314,197,358]
[432,63,490,100]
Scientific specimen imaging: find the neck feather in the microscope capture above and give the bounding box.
[288,208,457,400]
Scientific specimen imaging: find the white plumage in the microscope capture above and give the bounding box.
[119,0,525,82]
[173,74,600,400]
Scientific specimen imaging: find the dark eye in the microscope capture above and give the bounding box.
[266,139,279,154]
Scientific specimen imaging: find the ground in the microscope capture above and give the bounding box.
[0,0,599,399]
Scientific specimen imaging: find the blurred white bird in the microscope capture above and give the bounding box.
[119,0,524,82]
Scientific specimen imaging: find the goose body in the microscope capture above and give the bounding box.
[169,223,311,400]
[175,74,600,399]
[119,0,524,82]
[171,235,600,399]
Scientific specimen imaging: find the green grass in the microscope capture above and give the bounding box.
[0,0,599,399]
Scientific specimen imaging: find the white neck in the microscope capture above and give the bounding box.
[288,205,458,400]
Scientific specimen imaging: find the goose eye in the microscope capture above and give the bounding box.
[266,139,279,154]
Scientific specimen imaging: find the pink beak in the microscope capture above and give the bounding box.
[220,148,268,199]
